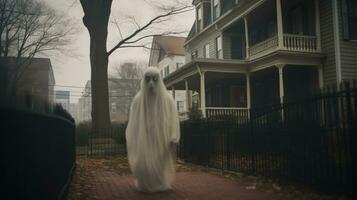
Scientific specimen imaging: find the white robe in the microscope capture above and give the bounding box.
[125,67,180,192]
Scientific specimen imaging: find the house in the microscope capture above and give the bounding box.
[148,35,190,119]
[77,78,140,123]
[0,57,55,107]
[163,0,357,117]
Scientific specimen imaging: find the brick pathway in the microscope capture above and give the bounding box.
[93,171,283,200]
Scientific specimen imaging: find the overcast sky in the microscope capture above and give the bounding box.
[43,0,194,103]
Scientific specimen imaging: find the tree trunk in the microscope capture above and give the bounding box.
[89,34,111,131]
[80,0,113,131]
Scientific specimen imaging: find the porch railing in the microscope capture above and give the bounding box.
[206,107,250,123]
[283,34,317,52]
[248,34,319,58]
[248,35,278,57]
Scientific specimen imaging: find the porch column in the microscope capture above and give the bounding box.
[200,71,206,118]
[244,16,250,59]
[172,86,176,100]
[246,73,251,109]
[276,0,284,49]
[185,79,191,111]
[318,65,324,89]
[315,0,321,52]
[277,64,285,105]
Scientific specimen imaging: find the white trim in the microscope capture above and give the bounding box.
[244,16,250,59]
[246,73,251,109]
[332,0,342,86]
[206,107,249,110]
[200,72,206,117]
[276,0,284,49]
[315,0,322,52]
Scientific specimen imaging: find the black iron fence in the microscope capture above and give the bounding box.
[1,105,76,200]
[76,123,127,157]
[179,81,356,196]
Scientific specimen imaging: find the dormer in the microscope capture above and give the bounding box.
[193,0,212,32]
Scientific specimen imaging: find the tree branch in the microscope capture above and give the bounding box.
[107,6,192,56]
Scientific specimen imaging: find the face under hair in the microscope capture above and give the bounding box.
[145,72,159,90]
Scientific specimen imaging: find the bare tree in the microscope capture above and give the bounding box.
[109,61,145,120]
[0,0,76,96]
[79,0,193,130]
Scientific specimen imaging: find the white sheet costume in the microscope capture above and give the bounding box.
[125,67,180,192]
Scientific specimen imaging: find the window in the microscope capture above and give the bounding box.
[164,66,170,77]
[176,63,183,69]
[111,90,117,98]
[216,36,223,59]
[197,6,203,31]
[111,102,117,113]
[191,50,198,59]
[176,101,184,112]
[213,0,220,20]
[160,70,163,77]
[204,43,210,58]
[342,0,357,40]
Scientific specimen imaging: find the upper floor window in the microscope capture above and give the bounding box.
[191,50,198,60]
[111,90,118,98]
[216,36,223,59]
[204,43,210,58]
[164,66,170,77]
[342,0,357,40]
[111,102,117,113]
[222,0,235,14]
[176,63,183,69]
[177,101,184,112]
[197,6,203,31]
[213,0,220,20]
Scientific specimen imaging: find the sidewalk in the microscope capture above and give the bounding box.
[93,171,282,200]
[67,157,345,200]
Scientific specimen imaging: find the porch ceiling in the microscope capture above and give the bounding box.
[248,50,325,72]
[163,51,324,90]
[163,58,248,90]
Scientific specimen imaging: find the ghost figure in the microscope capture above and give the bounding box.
[125,67,180,192]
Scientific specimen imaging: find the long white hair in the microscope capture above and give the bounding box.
[125,67,180,192]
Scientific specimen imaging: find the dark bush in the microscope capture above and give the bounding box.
[53,104,75,123]
[187,105,203,121]
[75,122,91,146]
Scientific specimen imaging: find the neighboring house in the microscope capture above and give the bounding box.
[77,78,140,123]
[55,90,70,111]
[0,57,55,107]
[163,0,357,117]
[69,103,79,123]
[148,35,190,119]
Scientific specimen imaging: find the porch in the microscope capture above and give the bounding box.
[164,52,324,119]
[221,0,321,60]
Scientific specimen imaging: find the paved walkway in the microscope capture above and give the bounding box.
[93,171,283,200]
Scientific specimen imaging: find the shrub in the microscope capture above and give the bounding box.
[187,105,203,121]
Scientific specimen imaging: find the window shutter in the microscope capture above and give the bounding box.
[341,0,350,40]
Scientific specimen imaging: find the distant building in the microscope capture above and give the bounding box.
[69,103,79,122]
[148,35,190,120]
[77,78,140,123]
[55,90,70,111]
[0,57,55,108]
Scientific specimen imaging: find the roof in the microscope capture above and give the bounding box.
[153,35,186,56]
[186,22,196,43]
[0,57,55,85]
